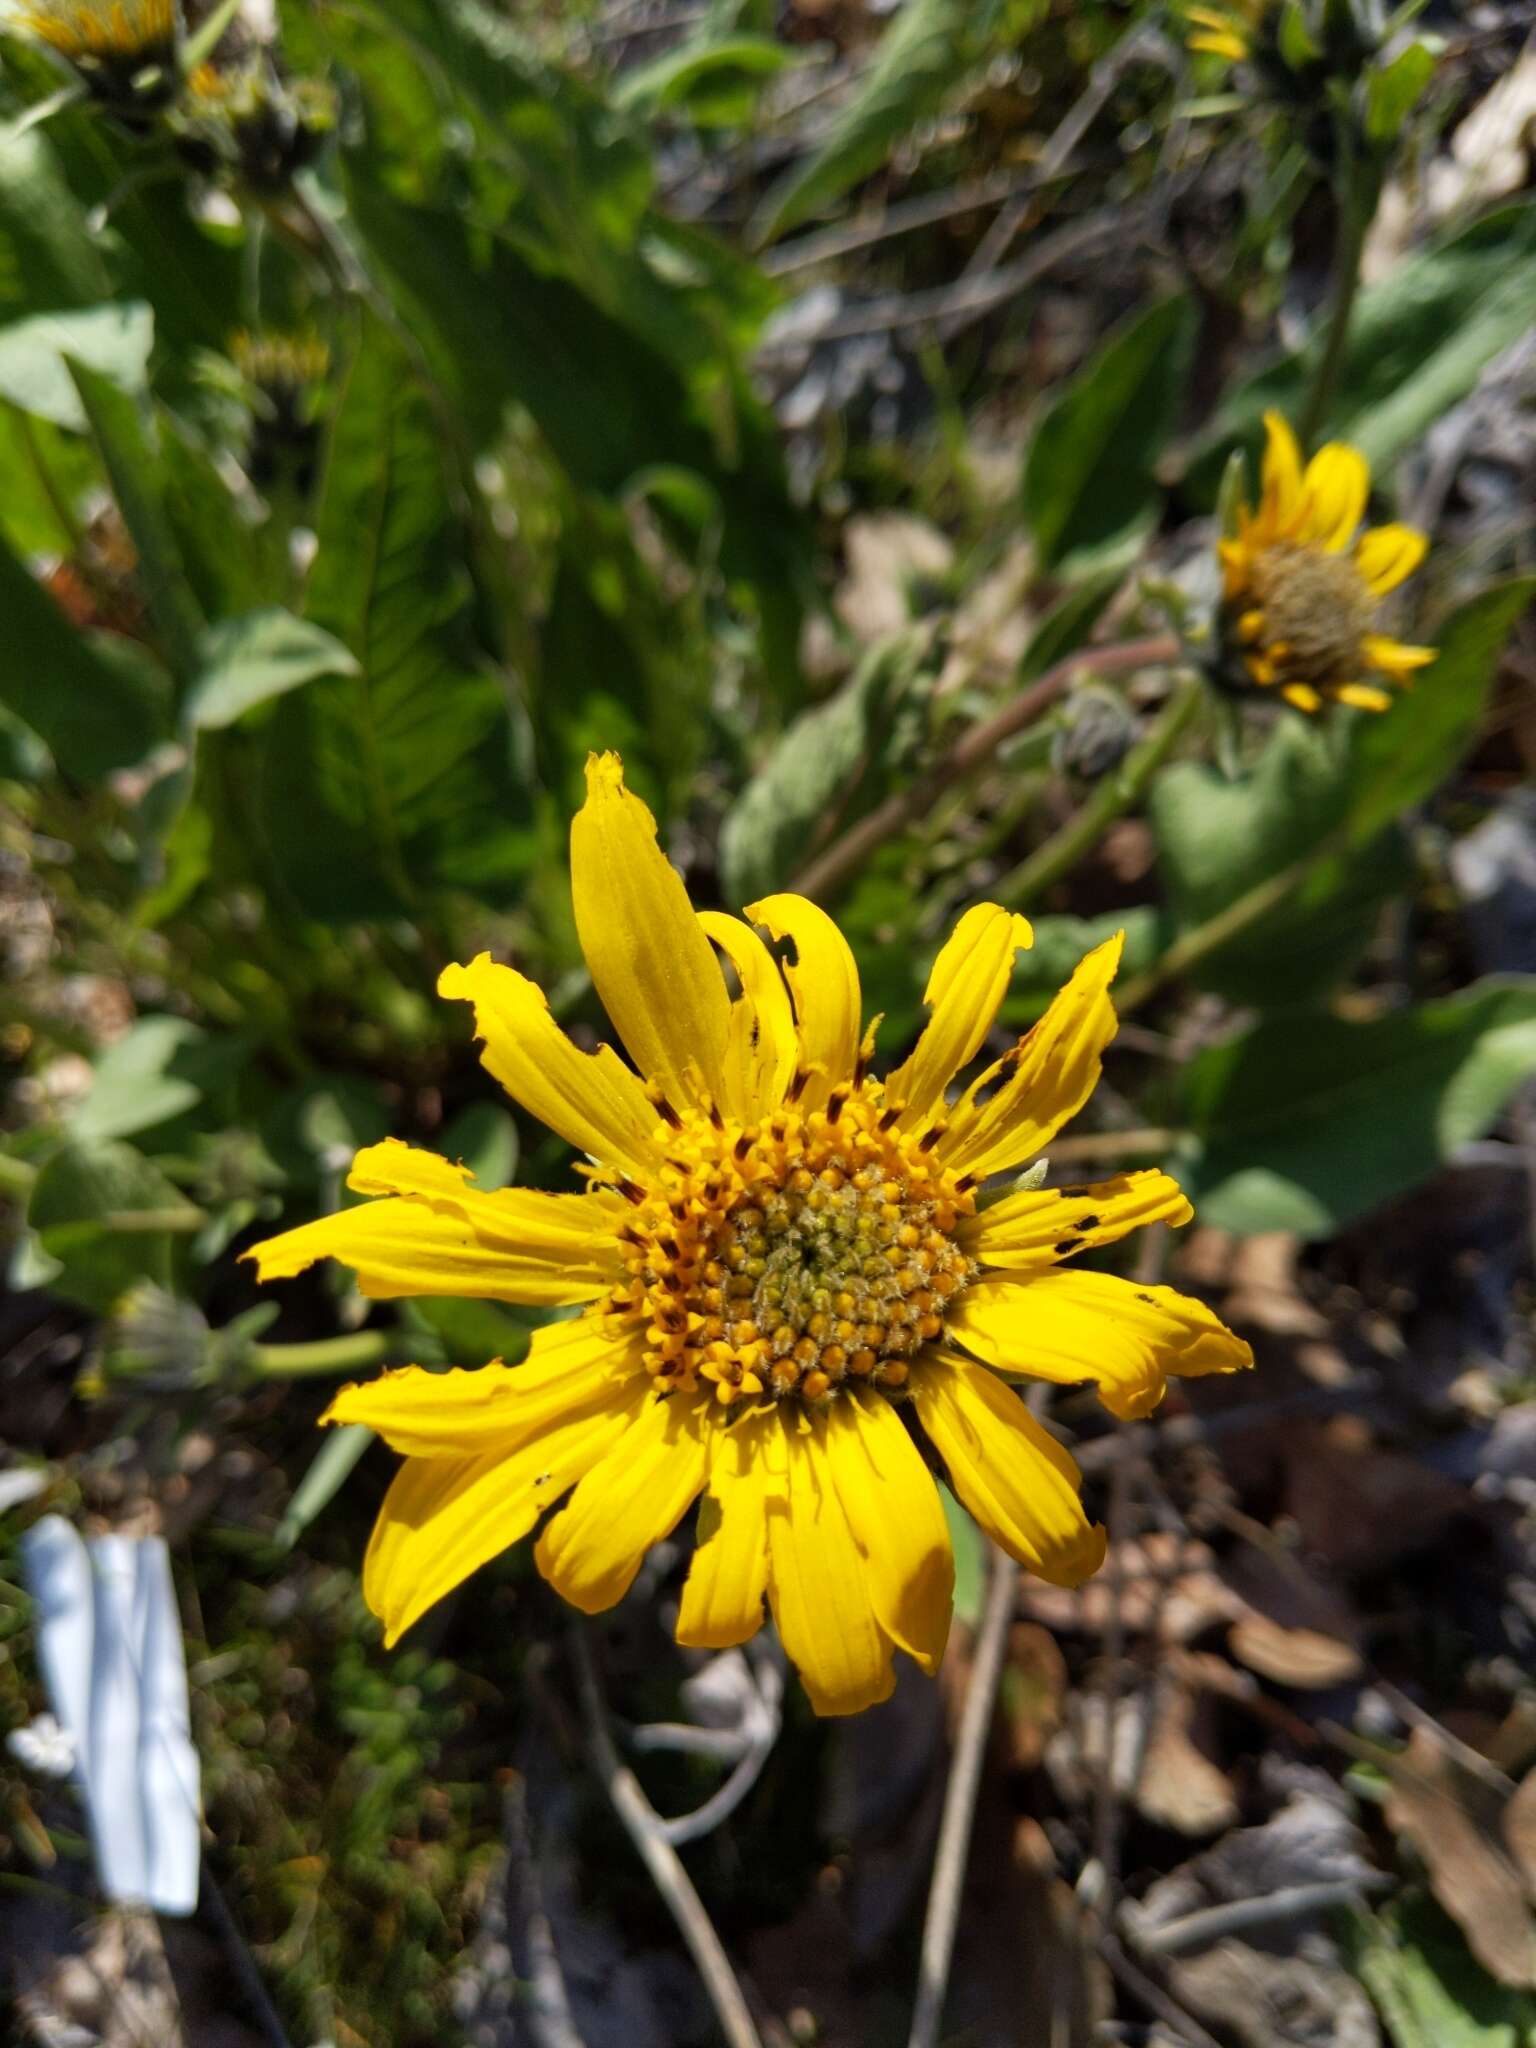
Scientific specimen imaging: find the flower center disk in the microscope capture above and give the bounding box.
[1247,542,1374,685]
[609,1082,977,1407]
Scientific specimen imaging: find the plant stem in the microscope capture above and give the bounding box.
[570,1624,763,2048]
[792,634,1181,904]
[998,673,1204,908]
[1297,130,1376,449]
[249,1329,398,1378]
[907,1542,1016,2048]
[1116,828,1348,1015]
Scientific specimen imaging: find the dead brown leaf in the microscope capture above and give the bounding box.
[1381,1726,1536,1989]
[1136,1684,1242,1838]
[1051,1680,1238,1838]
[1017,1530,1239,1643]
[1221,1546,1363,1690]
[1168,1940,1381,2048]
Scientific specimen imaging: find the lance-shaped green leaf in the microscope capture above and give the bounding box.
[1023,296,1196,571]
[185,609,360,731]
[68,358,205,682]
[1186,199,1536,490]
[750,0,973,242]
[252,324,533,920]
[0,528,170,778]
[1180,977,1536,1236]
[0,303,152,430]
[1342,577,1536,849]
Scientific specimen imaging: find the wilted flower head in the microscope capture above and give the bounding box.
[1216,411,1433,714]
[18,0,179,110]
[175,57,336,191]
[230,328,329,493]
[231,329,330,403]
[247,756,1251,1716]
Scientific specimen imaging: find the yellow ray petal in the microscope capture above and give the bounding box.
[697,911,799,1121]
[1189,26,1248,55]
[885,904,1034,1126]
[1359,633,1436,677]
[676,1414,773,1650]
[916,1354,1105,1586]
[535,1389,710,1613]
[363,1391,636,1647]
[570,753,731,1114]
[744,893,863,1109]
[1300,443,1370,550]
[825,1392,953,1675]
[322,1315,644,1457]
[947,1270,1252,1420]
[1282,682,1323,714]
[961,1169,1193,1271]
[940,932,1123,1183]
[1258,411,1304,535]
[765,1419,895,1716]
[438,953,660,1179]
[243,1153,624,1304]
[1333,682,1394,712]
[1353,522,1427,596]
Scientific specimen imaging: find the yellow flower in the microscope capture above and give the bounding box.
[1218,411,1435,714]
[246,756,1252,1716]
[20,0,176,68]
[1184,1,1256,60]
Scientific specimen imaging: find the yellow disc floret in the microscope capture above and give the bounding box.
[604,1076,975,1406]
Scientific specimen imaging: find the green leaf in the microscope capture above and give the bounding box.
[68,357,205,680]
[1023,297,1196,571]
[1345,1896,1536,2048]
[1181,976,1536,1235]
[274,1425,376,1552]
[437,1102,518,1194]
[186,609,360,731]
[67,1017,207,1144]
[27,1139,185,1310]
[751,0,973,242]
[938,1482,988,1628]
[1150,717,1410,1006]
[157,417,265,621]
[403,1297,536,1371]
[1001,909,1164,1025]
[1277,0,1323,67]
[0,528,170,777]
[0,129,110,316]
[719,633,933,904]
[1014,568,1124,681]
[1188,200,1536,485]
[263,1078,391,1186]
[1366,38,1438,146]
[346,176,808,684]
[1344,578,1536,849]
[0,301,152,429]
[255,324,533,920]
[613,34,794,128]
